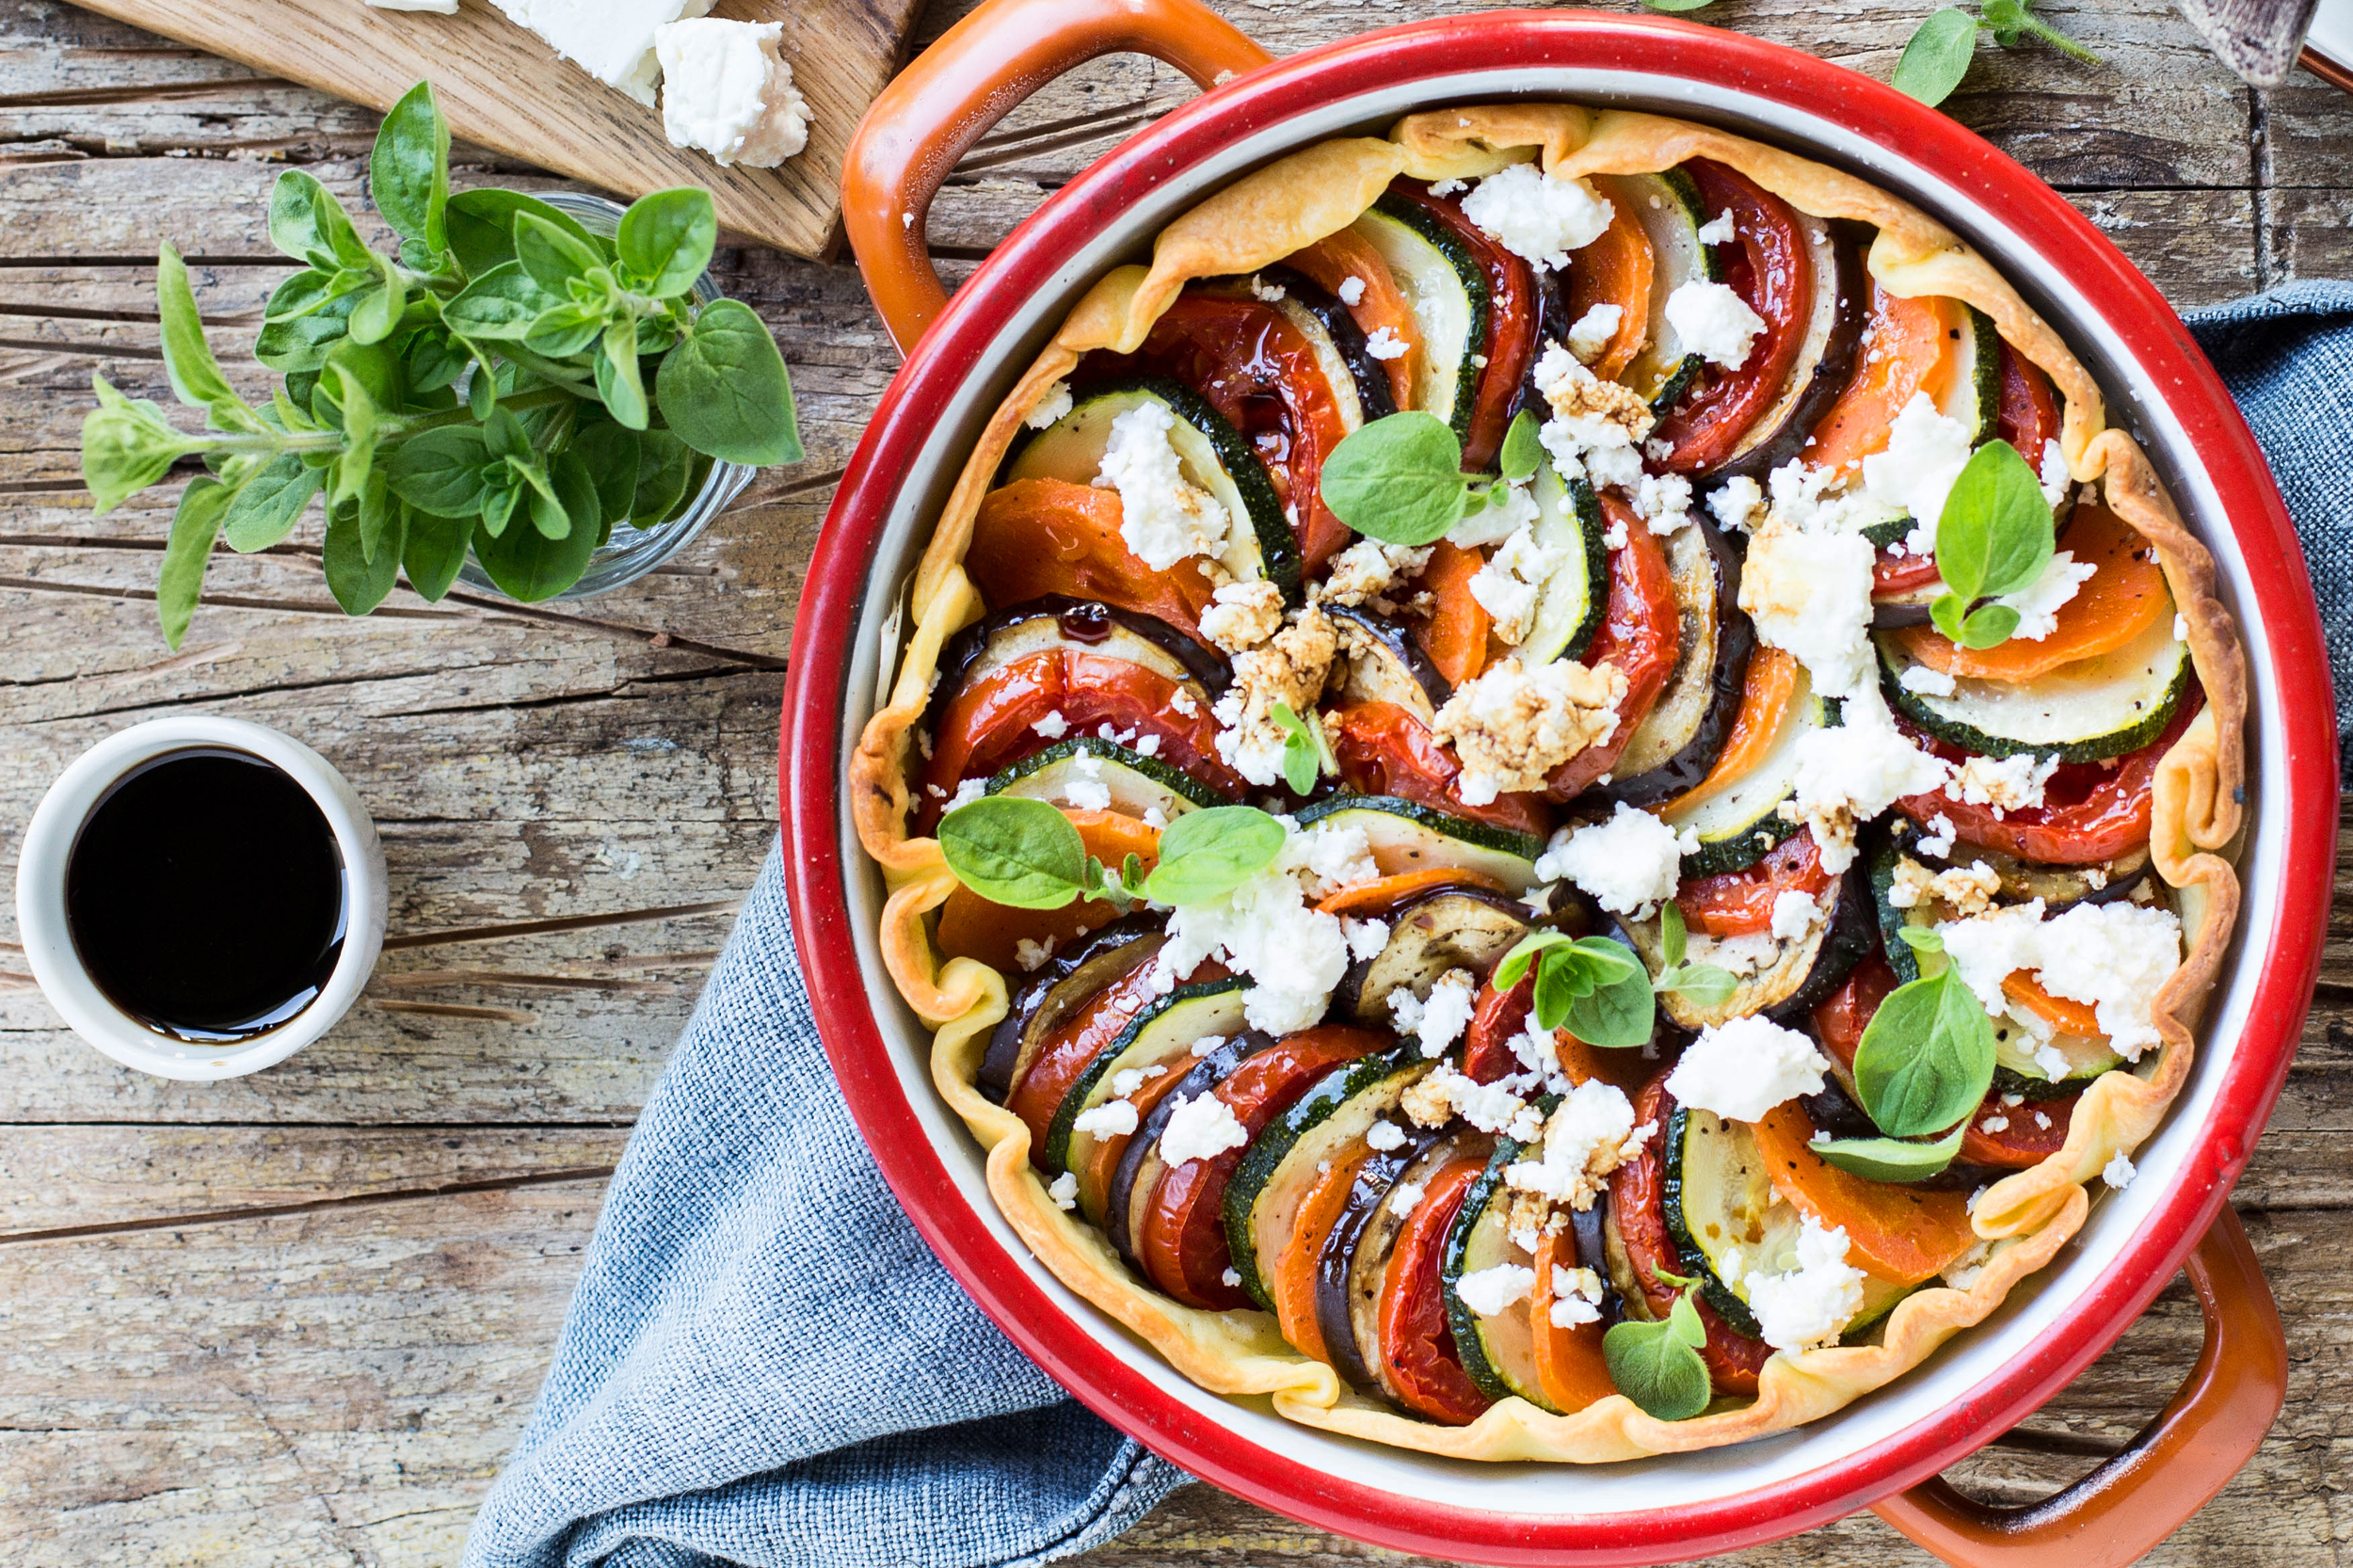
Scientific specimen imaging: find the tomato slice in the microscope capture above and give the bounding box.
[1412,539,1491,687]
[918,648,1245,830]
[1386,181,1538,472]
[1375,1156,1495,1425]
[968,478,1218,639]
[1809,286,1960,477]
[1006,950,1191,1171]
[1894,686,2201,864]
[1273,1141,1381,1364]
[1137,1024,1387,1310]
[1648,161,1814,474]
[1894,504,2169,682]
[1750,1102,1978,1285]
[1996,340,2062,463]
[1529,1224,1617,1414]
[1314,867,1509,920]
[936,810,1160,973]
[1811,954,1897,1067]
[1566,198,1654,382]
[1546,502,1683,798]
[1611,1075,1774,1394]
[1673,829,1833,937]
[1286,229,1419,410]
[1103,294,1354,576]
[1326,700,1555,838]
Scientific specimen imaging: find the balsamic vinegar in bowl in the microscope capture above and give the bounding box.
[64,747,348,1043]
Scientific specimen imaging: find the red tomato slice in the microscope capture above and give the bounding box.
[1894,687,2201,865]
[1326,700,1556,838]
[1104,294,1354,576]
[1647,161,1813,474]
[1375,1156,1495,1425]
[1611,1075,1774,1394]
[1006,951,1193,1171]
[1137,1024,1387,1310]
[1996,340,2063,463]
[968,478,1218,639]
[1674,829,1833,937]
[918,648,1245,831]
[1546,500,1682,798]
[1811,953,1897,1067]
[1385,181,1538,472]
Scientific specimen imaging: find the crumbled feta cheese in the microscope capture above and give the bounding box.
[1889,856,2001,918]
[1072,1098,1141,1137]
[1739,1217,1866,1352]
[1048,1171,1080,1210]
[493,0,717,105]
[1317,538,1432,610]
[1159,1093,1251,1165]
[1447,475,1541,552]
[1248,275,1287,303]
[1467,523,1567,644]
[946,776,989,812]
[1769,888,1820,941]
[2104,1152,2137,1190]
[1664,280,1766,370]
[1534,802,1696,918]
[653,19,809,168]
[1981,1114,2009,1132]
[1949,752,2060,818]
[1402,1061,1531,1135]
[1564,303,1624,364]
[1899,663,1958,697]
[1455,1262,1539,1317]
[1863,394,1976,543]
[1025,379,1075,430]
[2174,613,2189,644]
[1110,1067,1146,1098]
[1364,327,1409,360]
[1632,472,1694,536]
[1533,344,1653,489]
[1211,605,1337,789]
[1153,817,1354,1033]
[1918,812,1958,857]
[1765,454,1901,537]
[1282,818,1380,898]
[1191,1034,1226,1058]
[1460,162,1614,270]
[1093,401,1233,570]
[1336,275,1367,307]
[1169,687,1199,718]
[1388,1179,1427,1214]
[1199,578,1285,653]
[1502,1079,1653,1209]
[1342,917,1391,963]
[1666,1016,1832,1121]
[1032,711,1070,739]
[1788,690,1952,872]
[1429,177,1466,196]
[1549,1265,1606,1327]
[1995,551,2100,642]
[1707,474,1765,536]
[1695,209,1737,246]
[1013,936,1058,972]
[1936,898,2183,1059]
[2040,438,2071,504]
[1057,750,1112,812]
[1388,968,1478,1059]
[1431,655,1626,805]
[1739,511,1878,700]
[1366,1119,1407,1152]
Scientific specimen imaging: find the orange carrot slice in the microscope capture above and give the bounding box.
[1659,647,1799,817]
[1290,230,1419,410]
[2003,972,2105,1038]
[935,810,1160,973]
[1567,199,1654,382]
[1896,504,2170,683]
[1530,1225,1617,1414]
[1751,1102,1979,1286]
[1314,867,1508,919]
[1413,540,1490,687]
[1273,1142,1380,1364]
[1807,288,1961,476]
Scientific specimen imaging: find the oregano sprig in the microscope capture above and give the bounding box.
[1652,901,1738,1010]
[1603,1284,1713,1420]
[936,798,1288,913]
[1849,966,1996,1138]
[1927,440,2059,649]
[1493,930,1656,1049]
[1894,0,2101,108]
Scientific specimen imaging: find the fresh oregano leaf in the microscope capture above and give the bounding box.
[1498,408,1543,481]
[154,245,260,433]
[1809,1122,1969,1183]
[571,421,642,526]
[386,424,493,517]
[1270,700,1321,795]
[654,298,802,464]
[1982,0,2101,60]
[1851,968,1996,1137]
[631,429,694,524]
[157,475,233,648]
[347,252,408,346]
[1660,898,1689,968]
[401,507,474,603]
[514,211,603,296]
[1892,7,1980,106]
[321,480,405,616]
[268,170,334,265]
[1562,936,1656,1048]
[523,300,608,359]
[369,80,451,255]
[1603,1288,1713,1420]
[220,454,323,552]
[474,476,600,601]
[937,796,1091,910]
[1938,439,2053,600]
[1959,601,2022,648]
[1143,805,1287,906]
[616,187,717,298]
[1320,412,1470,547]
[1656,963,1737,1009]
[1896,925,1945,954]
[82,375,197,514]
[1494,928,1575,991]
[596,315,648,431]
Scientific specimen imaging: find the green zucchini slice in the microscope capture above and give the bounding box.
[1223,1045,1433,1308]
[986,737,1233,819]
[1878,612,2189,762]
[1601,168,1721,411]
[1292,795,1545,891]
[1516,465,1609,667]
[1657,663,1822,878]
[1441,1105,1561,1410]
[1936,304,2003,444]
[1351,195,1490,446]
[1002,376,1301,602]
[1045,976,1250,1180]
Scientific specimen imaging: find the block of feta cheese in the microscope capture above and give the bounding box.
[488,0,716,104]
[654,18,812,168]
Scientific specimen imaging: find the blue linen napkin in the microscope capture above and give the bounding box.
[462,287,2351,1568]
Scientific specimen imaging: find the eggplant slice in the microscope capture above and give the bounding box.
[925,596,1230,742]
[1333,886,1533,1025]
[1327,1127,1489,1404]
[1259,265,1399,425]
[1599,516,1753,808]
[1618,860,1874,1029]
[1884,813,2154,914]
[1707,217,1867,485]
[1328,604,1453,722]
[978,917,1168,1104]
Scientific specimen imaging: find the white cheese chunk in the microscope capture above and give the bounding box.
[1737,1216,1866,1352]
[1665,1015,1832,1122]
[491,0,716,104]
[1388,968,1478,1059]
[1502,1080,1653,1210]
[1460,162,1615,270]
[1455,1263,1538,1317]
[2103,1151,2137,1190]
[1788,690,1952,872]
[1533,801,1695,917]
[654,18,809,168]
[1663,280,1766,370]
[1466,521,1564,643]
[1564,302,1623,363]
[1159,1093,1251,1166]
[1863,393,1976,542]
[1995,549,2100,641]
[1549,1265,1606,1327]
[1026,379,1074,430]
[1092,401,1233,571]
[1070,1098,1140,1138]
[1738,512,1877,700]
[1935,898,2183,1060]
[1048,1171,1080,1211]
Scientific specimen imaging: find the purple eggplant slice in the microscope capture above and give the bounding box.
[978,916,1168,1104]
[1598,516,1753,808]
[1328,604,1453,722]
[1333,886,1532,1026]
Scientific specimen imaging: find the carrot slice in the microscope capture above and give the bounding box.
[2002,972,2104,1038]
[1750,1102,1979,1285]
[968,478,1217,639]
[1894,503,2170,683]
[1529,1225,1617,1414]
[1273,1141,1380,1365]
[1659,647,1798,816]
[1079,1054,1191,1223]
[1567,197,1653,381]
[1289,230,1419,409]
[935,809,1160,974]
[1806,288,1961,476]
[1314,867,1508,919]
[1412,540,1491,687]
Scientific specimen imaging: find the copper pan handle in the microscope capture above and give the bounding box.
[1872,1206,2284,1568]
[840,0,1273,356]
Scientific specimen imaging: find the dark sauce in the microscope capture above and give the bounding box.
[64,748,347,1042]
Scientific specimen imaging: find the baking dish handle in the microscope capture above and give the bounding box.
[841,0,1273,355]
[1872,1206,2284,1568]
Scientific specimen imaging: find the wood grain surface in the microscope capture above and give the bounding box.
[1,0,2348,1560]
[64,0,922,258]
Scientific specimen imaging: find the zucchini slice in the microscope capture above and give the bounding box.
[1329,605,1452,722]
[1262,264,1398,424]
[1712,216,1867,484]
[1619,862,1874,1029]
[1225,1044,1434,1308]
[1601,169,1722,410]
[986,737,1235,819]
[1602,517,1753,807]
[1991,1014,2122,1096]
[1333,887,1532,1026]
[1002,376,1302,601]
[1878,612,2189,762]
[1352,195,1490,445]
[1935,304,2003,444]
[1657,664,1823,878]
[1046,976,1251,1178]
[977,919,1165,1104]
[1293,795,1545,891]
[1442,1106,1561,1410]
[1516,465,1609,667]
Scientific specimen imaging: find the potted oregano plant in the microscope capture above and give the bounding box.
[79,80,802,648]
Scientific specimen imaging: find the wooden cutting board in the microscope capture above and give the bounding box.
[70,0,924,259]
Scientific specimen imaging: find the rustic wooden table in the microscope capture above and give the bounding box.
[2,0,2345,1560]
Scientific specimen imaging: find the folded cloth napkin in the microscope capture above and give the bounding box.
[464,286,2350,1568]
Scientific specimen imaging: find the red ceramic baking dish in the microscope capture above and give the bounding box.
[781,2,2336,1560]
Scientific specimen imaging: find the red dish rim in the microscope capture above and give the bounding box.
[783,12,2334,1561]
